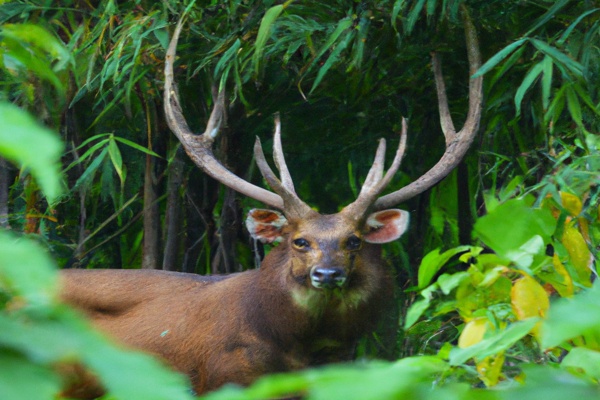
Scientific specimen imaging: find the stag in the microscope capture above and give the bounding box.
[60,8,482,397]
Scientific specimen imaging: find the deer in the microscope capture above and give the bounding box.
[59,7,482,397]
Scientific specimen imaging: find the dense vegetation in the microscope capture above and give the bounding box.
[0,0,598,398]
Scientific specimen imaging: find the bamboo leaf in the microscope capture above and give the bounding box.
[558,8,600,45]
[514,61,544,116]
[473,39,527,78]
[304,17,353,76]
[565,85,584,129]
[253,4,285,78]
[108,137,124,187]
[391,0,407,31]
[405,0,426,34]
[71,147,108,192]
[64,138,110,173]
[113,137,161,158]
[309,30,355,94]
[530,39,584,77]
[541,55,553,111]
[524,0,569,36]
[214,39,241,79]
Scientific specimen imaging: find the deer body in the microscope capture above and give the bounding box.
[61,212,396,394]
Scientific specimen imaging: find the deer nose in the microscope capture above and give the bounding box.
[310,267,347,289]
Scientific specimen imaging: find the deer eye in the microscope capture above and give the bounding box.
[292,238,310,249]
[346,235,362,250]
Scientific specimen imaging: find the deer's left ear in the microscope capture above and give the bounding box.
[363,209,410,244]
[246,209,288,244]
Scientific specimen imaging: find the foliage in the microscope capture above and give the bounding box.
[0,100,194,399]
[0,0,599,398]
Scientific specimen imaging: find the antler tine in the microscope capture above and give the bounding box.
[272,113,296,194]
[164,16,283,210]
[254,134,313,219]
[342,118,408,218]
[358,139,387,196]
[372,5,482,211]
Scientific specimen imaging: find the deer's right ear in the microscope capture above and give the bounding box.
[246,209,288,244]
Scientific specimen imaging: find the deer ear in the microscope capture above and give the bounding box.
[363,209,409,244]
[246,209,288,244]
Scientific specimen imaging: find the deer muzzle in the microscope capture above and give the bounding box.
[310,266,347,289]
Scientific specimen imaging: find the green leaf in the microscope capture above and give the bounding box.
[473,39,526,78]
[0,230,57,305]
[108,136,124,187]
[542,283,600,349]
[404,298,431,329]
[391,0,407,31]
[541,55,553,111]
[524,0,569,36]
[530,39,584,77]
[253,4,285,78]
[558,8,600,45]
[301,16,353,85]
[405,0,426,34]
[0,102,63,203]
[309,29,355,94]
[418,245,472,289]
[561,348,600,380]
[71,146,108,192]
[565,85,584,130]
[114,136,161,157]
[514,61,544,117]
[474,198,556,269]
[0,353,61,400]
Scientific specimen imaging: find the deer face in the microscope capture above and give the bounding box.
[246,208,409,292]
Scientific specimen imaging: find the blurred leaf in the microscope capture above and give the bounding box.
[0,353,61,400]
[561,348,600,380]
[0,102,63,203]
[542,284,600,349]
[0,228,57,305]
[449,319,538,365]
[502,364,600,400]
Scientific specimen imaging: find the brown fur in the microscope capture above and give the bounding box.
[59,213,394,396]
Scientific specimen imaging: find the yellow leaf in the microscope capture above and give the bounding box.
[476,352,505,387]
[458,318,489,348]
[550,254,574,297]
[511,275,549,337]
[562,225,593,286]
[560,191,582,216]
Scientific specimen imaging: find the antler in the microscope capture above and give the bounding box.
[164,17,284,210]
[342,119,408,219]
[253,114,315,219]
[371,5,483,211]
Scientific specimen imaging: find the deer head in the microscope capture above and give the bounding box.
[163,8,483,292]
